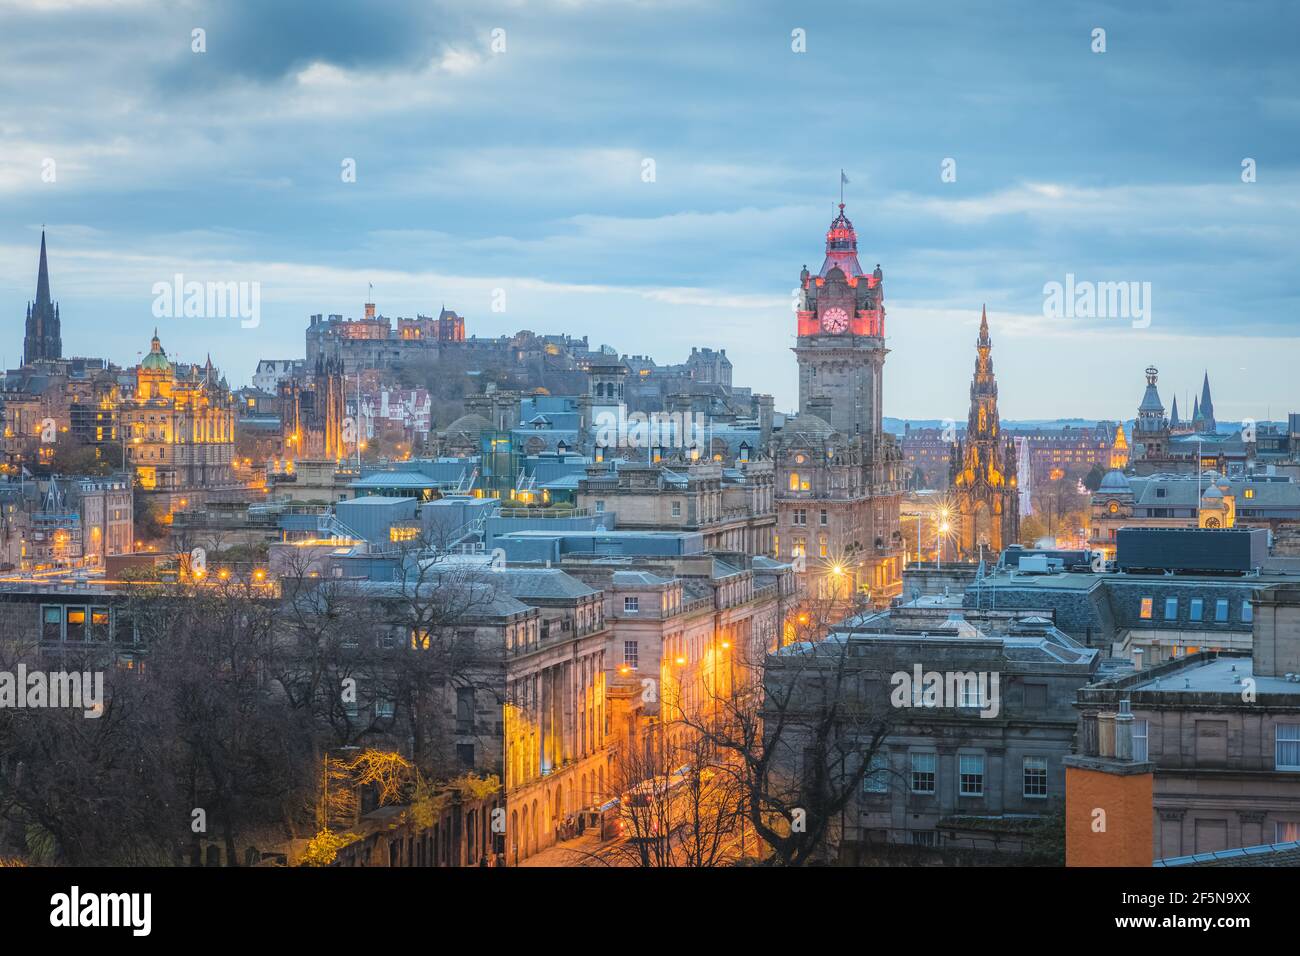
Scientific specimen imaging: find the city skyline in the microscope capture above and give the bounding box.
[2,0,1297,421]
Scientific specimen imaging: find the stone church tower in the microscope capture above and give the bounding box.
[23,231,63,366]
[281,355,347,462]
[773,203,904,606]
[949,307,1019,558]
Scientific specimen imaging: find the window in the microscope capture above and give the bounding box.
[1215,599,1229,622]
[374,699,395,719]
[671,501,681,517]
[1277,725,1300,771]
[1242,600,1253,623]
[909,830,937,847]
[862,752,889,794]
[788,472,800,491]
[65,608,87,641]
[410,628,430,650]
[959,754,985,796]
[623,596,639,613]
[1133,719,1149,761]
[793,508,806,525]
[594,500,605,513]
[456,687,475,734]
[1276,821,1300,844]
[1244,487,1255,500]
[622,641,639,669]
[959,678,985,709]
[819,509,828,526]
[1189,598,1203,621]
[1164,597,1178,620]
[910,752,936,794]
[41,605,62,642]
[1023,756,1048,797]
[1139,597,1153,620]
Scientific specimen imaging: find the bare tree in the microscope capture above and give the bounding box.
[672,588,894,866]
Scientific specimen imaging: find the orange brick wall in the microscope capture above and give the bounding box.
[1065,765,1153,867]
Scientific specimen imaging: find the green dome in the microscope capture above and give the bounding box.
[141,330,172,372]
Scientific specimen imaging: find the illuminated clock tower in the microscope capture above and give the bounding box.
[794,204,886,442]
[775,203,904,607]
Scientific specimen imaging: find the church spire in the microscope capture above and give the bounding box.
[1199,371,1215,431]
[35,230,51,308]
[23,229,62,365]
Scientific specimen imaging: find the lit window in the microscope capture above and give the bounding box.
[1139,597,1153,619]
[410,628,431,650]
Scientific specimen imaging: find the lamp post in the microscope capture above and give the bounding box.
[935,505,951,571]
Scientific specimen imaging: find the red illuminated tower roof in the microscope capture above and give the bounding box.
[819,203,866,278]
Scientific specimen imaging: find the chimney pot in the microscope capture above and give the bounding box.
[1098,712,1117,758]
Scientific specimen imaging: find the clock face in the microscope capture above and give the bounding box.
[821,307,849,333]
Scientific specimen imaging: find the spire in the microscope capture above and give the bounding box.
[1169,395,1180,429]
[1136,365,1166,432]
[35,231,51,308]
[977,304,990,346]
[1200,371,1215,428]
[23,229,61,365]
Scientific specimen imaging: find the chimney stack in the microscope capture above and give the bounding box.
[1064,698,1155,867]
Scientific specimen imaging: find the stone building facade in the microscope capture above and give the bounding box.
[776,204,904,605]
[1074,584,1300,859]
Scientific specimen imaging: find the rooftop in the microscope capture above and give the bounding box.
[1129,654,1300,696]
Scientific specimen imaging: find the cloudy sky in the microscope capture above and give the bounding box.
[0,0,1296,424]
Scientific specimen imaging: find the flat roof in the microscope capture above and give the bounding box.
[1131,655,1300,696]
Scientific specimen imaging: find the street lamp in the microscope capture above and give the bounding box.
[937,516,951,571]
